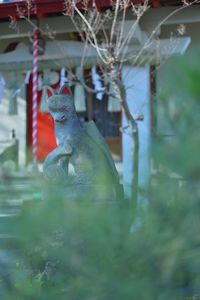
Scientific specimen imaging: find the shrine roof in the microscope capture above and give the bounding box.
[0,0,194,21]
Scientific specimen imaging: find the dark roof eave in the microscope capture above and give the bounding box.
[0,0,196,21]
[0,0,156,21]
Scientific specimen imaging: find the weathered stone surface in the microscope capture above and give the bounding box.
[43,85,122,200]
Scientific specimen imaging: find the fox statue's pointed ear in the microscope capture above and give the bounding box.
[44,86,55,98]
[60,84,71,96]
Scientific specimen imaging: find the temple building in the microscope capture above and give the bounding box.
[0,0,200,196]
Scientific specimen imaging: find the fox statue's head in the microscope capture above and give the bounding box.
[45,85,76,123]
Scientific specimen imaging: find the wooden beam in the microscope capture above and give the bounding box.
[0,16,76,40]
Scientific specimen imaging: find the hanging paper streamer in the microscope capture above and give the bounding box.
[24,70,31,85]
[32,29,39,164]
[91,66,104,101]
[108,83,121,112]
[60,68,68,88]
[74,67,86,112]
[0,74,5,104]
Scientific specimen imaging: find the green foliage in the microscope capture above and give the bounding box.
[155,49,200,178]
[3,187,200,300]
[1,49,200,300]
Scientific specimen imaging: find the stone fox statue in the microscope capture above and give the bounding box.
[43,85,119,186]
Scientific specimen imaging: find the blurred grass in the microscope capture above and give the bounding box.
[1,48,200,299]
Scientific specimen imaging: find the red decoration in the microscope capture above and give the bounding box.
[46,87,54,98]
[27,75,57,163]
[60,85,71,96]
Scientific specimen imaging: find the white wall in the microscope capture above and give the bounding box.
[0,85,26,166]
[122,66,151,206]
